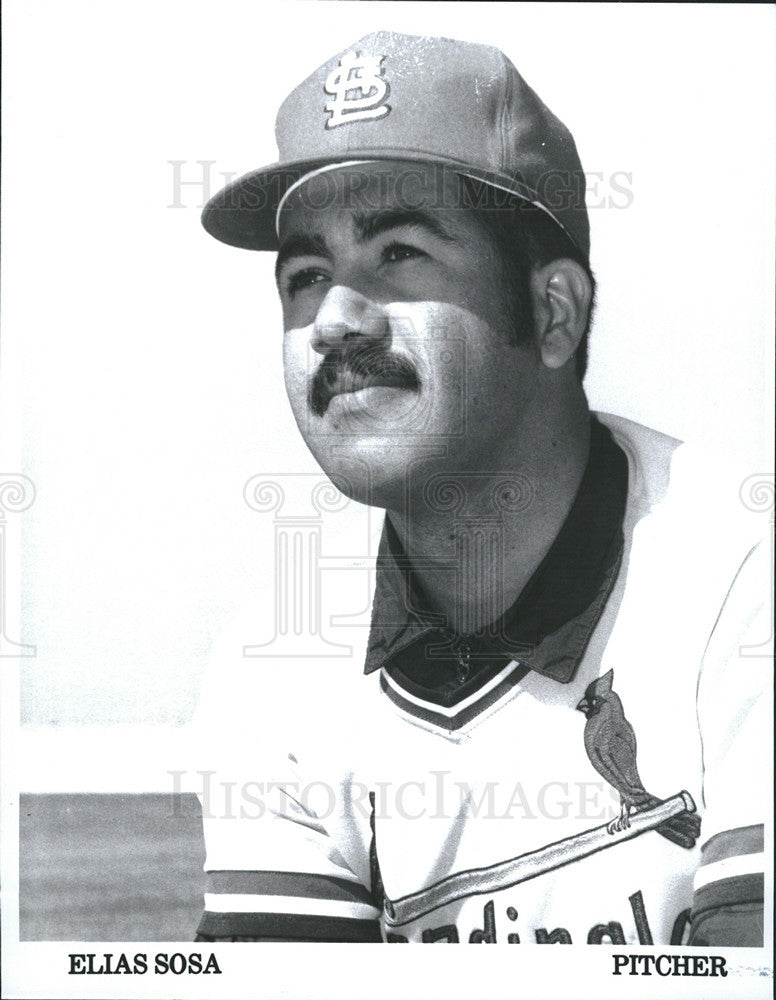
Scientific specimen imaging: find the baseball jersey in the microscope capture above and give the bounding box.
[191,414,769,944]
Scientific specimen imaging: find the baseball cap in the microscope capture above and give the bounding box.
[202,31,589,259]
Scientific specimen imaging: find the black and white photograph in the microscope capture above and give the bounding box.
[1,2,773,998]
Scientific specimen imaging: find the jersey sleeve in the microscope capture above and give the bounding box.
[190,621,382,942]
[194,764,382,941]
[692,538,771,946]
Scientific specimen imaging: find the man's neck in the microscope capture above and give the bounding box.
[387,397,592,635]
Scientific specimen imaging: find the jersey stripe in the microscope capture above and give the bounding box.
[699,823,764,866]
[197,911,383,942]
[205,870,375,904]
[692,824,765,933]
[204,893,379,919]
[694,853,765,891]
[199,869,382,941]
[691,874,764,917]
[380,660,526,731]
[382,659,522,716]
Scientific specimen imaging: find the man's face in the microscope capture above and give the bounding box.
[276,162,542,510]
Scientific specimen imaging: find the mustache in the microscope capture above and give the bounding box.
[308,341,421,417]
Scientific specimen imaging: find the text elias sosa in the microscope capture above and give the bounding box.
[68,952,222,976]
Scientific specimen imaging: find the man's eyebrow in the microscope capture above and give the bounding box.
[352,209,456,245]
[275,233,331,281]
[275,210,455,281]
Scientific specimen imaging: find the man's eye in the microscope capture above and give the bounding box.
[285,268,329,297]
[383,242,426,263]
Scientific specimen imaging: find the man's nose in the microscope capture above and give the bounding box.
[311,285,390,355]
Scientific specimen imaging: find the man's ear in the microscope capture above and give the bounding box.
[530,260,592,370]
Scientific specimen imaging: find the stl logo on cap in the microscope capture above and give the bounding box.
[323,51,391,129]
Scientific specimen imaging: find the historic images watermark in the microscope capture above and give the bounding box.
[168,160,635,213]
[240,465,539,657]
[0,473,36,657]
[169,768,622,823]
[738,473,774,657]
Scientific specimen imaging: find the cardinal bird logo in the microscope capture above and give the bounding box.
[576,670,700,849]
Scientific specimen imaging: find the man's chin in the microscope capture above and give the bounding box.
[305,441,420,511]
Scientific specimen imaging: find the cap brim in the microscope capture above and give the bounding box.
[201,151,572,252]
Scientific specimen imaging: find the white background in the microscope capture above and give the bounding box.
[1,1,774,789]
